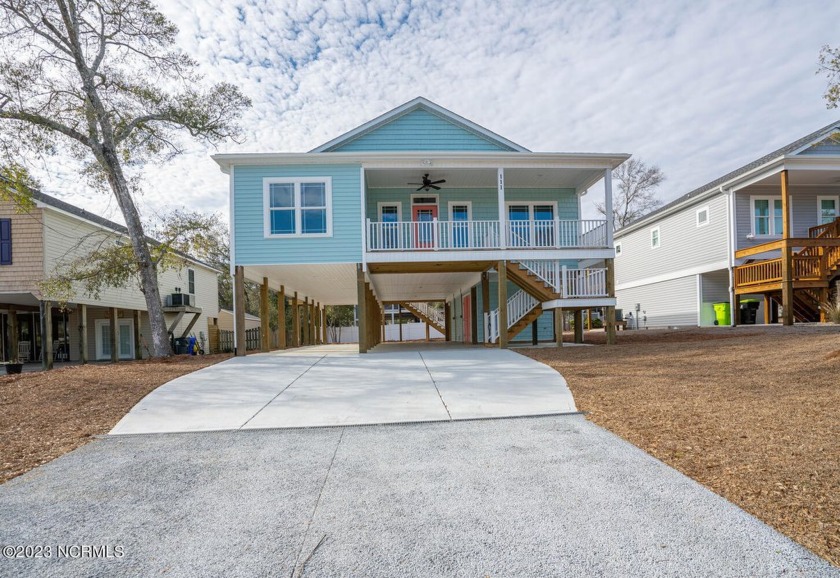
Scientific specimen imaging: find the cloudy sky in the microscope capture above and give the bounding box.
[33,0,840,223]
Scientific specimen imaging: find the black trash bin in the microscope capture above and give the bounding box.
[173,337,190,354]
[739,299,760,324]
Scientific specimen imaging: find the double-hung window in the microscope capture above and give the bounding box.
[750,196,783,237]
[264,178,332,237]
[818,196,839,225]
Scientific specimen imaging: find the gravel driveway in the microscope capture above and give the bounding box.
[1,415,835,577]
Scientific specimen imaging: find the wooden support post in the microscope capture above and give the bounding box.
[292,291,300,347]
[8,309,18,362]
[444,302,451,342]
[109,307,119,362]
[380,307,385,343]
[357,264,368,353]
[134,309,142,359]
[278,286,287,349]
[554,308,563,347]
[574,309,583,344]
[497,261,508,348]
[42,301,53,370]
[234,265,246,356]
[605,259,616,345]
[764,295,772,325]
[587,309,592,330]
[303,296,310,345]
[260,277,270,352]
[79,304,87,364]
[470,286,478,344]
[312,301,321,345]
[481,272,490,342]
[780,170,794,325]
[425,320,430,342]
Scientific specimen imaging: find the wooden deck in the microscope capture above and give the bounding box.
[733,218,840,322]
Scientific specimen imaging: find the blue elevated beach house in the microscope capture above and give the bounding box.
[213,98,629,353]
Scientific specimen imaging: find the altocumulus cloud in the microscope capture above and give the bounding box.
[24,0,840,222]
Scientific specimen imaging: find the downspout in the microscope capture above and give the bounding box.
[229,165,238,351]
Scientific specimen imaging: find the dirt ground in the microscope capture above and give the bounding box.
[0,354,230,484]
[521,324,840,567]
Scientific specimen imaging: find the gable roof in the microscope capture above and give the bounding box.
[311,97,529,153]
[27,190,220,273]
[616,119,840,236]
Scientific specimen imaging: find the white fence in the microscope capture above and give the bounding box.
[327,322,445,343]
[367,219,608,251]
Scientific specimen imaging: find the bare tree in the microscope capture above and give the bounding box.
[818,44,840,109]
[596,158,665,230]
[0,0,251,357]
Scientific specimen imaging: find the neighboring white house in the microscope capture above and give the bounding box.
[614,122,840,328]
[0,191,220,366]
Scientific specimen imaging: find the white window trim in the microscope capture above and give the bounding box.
[504,201,560,219]
[263,177,333,238]
[187,268,195,295]
[614,241,622,256]
[817,195,839,224]
[447,200,473,222]
[749,195,789,238]
[377,201,402,222]
[696,205,710,227]
[94,318,135,361]
[650,226,660,249]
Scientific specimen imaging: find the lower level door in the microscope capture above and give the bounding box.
[463,295,471,343]
[96,318,135,360]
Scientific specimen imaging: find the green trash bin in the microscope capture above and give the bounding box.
[713,302,731,326]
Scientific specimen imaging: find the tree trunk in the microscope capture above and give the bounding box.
[98,145,171,357]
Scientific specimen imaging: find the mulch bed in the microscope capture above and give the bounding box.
[0,354,230,484]
[521,325,840,567]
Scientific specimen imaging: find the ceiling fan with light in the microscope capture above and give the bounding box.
[408,173,446,191]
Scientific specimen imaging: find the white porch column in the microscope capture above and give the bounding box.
[604,168,614,247]
[497,168,506,249]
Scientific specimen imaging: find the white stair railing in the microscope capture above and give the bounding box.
[516,260,609,298]
[485,290,538,343]
[407,302,445,328]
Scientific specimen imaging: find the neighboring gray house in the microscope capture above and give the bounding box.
[614,122,840,328]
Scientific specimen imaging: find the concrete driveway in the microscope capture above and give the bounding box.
[110,343,577,434]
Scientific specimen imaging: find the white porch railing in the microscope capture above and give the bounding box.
[406,302,445,328]
[517,260,608,298]
[485,289,538,343]
[366,218,608,251]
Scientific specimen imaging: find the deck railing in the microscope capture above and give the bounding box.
[366,218,608,251]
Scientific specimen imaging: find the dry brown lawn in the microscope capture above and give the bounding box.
[0,354,230,484]
[521,324,840,567]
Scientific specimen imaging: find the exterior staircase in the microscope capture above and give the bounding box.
[401,302,446,335]
[486,289,541,343]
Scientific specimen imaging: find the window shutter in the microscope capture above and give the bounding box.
[0,219,11,265]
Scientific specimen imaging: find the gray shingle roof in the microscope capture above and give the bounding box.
[617,120,840,233]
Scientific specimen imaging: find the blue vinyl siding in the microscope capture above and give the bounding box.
[366,188,578,221]
[328,109,514,152]
[233,164,362,265]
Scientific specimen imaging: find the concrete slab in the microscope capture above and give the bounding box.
[2,416,836,577]
[110,343,576,434]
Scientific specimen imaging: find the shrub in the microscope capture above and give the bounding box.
[821,287,840,324]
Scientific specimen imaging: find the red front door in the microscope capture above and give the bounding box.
[463,295,471,343]
[412,204,438,248]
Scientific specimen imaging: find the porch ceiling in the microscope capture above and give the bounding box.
[365,166,603,191]
[370,271,483,303]
[747,168,840,188]
[0,292,40,307]
[242,263,358,306]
